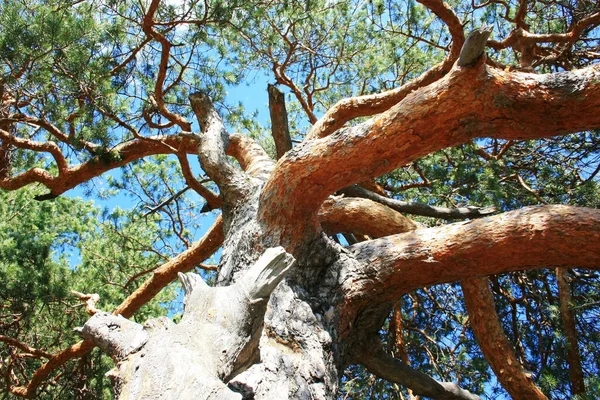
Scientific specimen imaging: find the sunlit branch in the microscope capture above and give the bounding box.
[0,134,198,199]
[261,61,600,248]
[341,206,600,337]
[189,93,252,206]
[175,152,222,209]
[306,0,465,140]
[142,0,192,131]
[319,196,417,238]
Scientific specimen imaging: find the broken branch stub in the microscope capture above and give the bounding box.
[457,26,493,67]
[77,247,295,399]
[76,312,148,361]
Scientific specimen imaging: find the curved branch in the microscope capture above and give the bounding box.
[0,134,198,197]
[175,152,222,210]
[417,0,465,59]
[114,214,224,318]
[319,196,417,238]
[260,62,600,250]
[0,129,68,173]
[305,0,464,140]
[339,205,600,337]
[227,133,275,181]
[355,338,480,400]
[143,0,191,131]
[461,277,548,400]
[340,185,496,220]
[0,336,52,359]
[189,93,251,206]
[9,340,96,398]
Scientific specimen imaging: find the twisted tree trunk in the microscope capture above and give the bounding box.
[76,35,600,399]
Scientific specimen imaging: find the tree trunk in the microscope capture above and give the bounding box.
[73,44,600,399]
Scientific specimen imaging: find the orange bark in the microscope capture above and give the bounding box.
[0,134,198,197]
[341,205,600,337]
[319,197,417,238]
[114,215,224,318]
[461,277,548,400]
[9,340,96,398]
[260,62,600,250]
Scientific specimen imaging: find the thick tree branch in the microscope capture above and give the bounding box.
[189,93,251,207]
[339,205,600,337]
[10,216,224,398]
[227,133,275,181]
[9,341,96,398]
[340,185,496,220]
[355,338,480,400]
[461,277,548,400]
[260,62,600,249]
[319,196,417,238]
[457,26,493,67]
[305,1,464,140]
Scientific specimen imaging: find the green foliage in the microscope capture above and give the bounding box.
[0,184,180,398]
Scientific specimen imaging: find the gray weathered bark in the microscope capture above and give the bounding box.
[79,247,295,399]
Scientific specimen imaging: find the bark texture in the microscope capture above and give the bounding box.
[556,268,586,396]
[64,46,600,400]
[79,248,295,399]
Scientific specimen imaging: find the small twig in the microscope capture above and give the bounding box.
[143,185,192,217]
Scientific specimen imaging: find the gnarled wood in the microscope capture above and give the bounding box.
[261,63,600,250]
[78,248,295,400]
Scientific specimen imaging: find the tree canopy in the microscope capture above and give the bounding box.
[1,0,600,399]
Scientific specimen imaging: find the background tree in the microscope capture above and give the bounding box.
[1,0,600,399]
